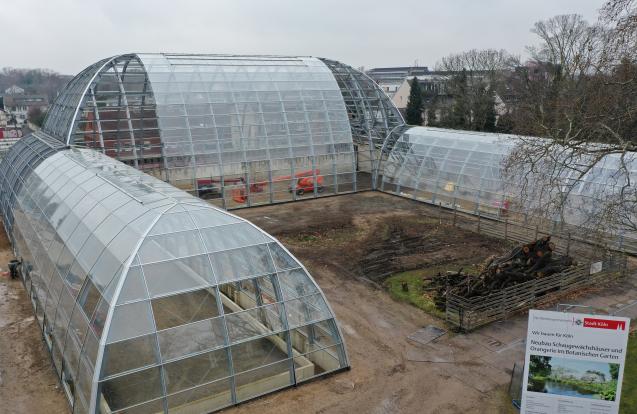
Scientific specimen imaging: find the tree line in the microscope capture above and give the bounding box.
[0,67,70,101]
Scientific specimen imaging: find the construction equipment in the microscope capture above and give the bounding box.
[286,169,324,196]
[197,177,266,203]
[198,169,325,204]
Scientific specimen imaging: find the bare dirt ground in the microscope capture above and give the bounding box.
[2,191,633,414]
[0,228,67,414]
[233,192,518,414]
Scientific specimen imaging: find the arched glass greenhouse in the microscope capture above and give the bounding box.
[41,54,405,209]
[0,133,348,414]
[380,127,637,234]
[380,127,512,215]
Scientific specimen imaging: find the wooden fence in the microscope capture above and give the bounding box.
[402,193,637,255]
[445,255,627,332]
[426,199,637,258]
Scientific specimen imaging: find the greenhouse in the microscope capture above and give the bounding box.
[0,133,349,414]
[380,126,637,234]
[40,53,404,209]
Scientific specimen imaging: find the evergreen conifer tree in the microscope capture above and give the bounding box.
[405,77,424,125]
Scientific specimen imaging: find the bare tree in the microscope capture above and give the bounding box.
[600,0,637,57]
[503,6,637,245]
[435,49,519,131]
[527,14,600,79]
[437,49,519,77]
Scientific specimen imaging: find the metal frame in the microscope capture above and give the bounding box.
[380,126,637,252]
[318,58,406,188]
[0,134,349,414]
[44,53,361,209]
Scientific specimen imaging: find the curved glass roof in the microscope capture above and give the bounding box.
[318,58,404,149]
[42,53,359,209]
[42,57,114,142]
[0,133,348,413]
[319,58,406,188]
[380,126,637,229]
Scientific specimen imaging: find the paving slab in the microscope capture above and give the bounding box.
[406,325,447,346]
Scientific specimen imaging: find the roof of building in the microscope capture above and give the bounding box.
[4,85,25,95]
[367,66,430,73]
[3,94,48,107]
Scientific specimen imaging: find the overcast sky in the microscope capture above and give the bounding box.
[2,0,605,75]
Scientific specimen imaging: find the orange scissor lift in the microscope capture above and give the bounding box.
[197,169,325,204]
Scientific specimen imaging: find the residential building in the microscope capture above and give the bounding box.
[366,66,430,97]
[0,85,48,127]
[391,73,452,110]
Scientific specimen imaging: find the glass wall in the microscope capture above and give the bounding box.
[319,58,405,190]
[381,126,637,228]
[381,127,511,216]
[0,133,348,413]
[44,54,359,209]
[42,57,113,142]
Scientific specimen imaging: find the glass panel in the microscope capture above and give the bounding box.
[75,354,94,412]
[158,317,226,362]
[101,333,160,379]
[143,255,214,297]
[90,296,110,338]
[284,294,331,328]
[277,268,318,300]
[78,278,103,319]
[187,208,240,228]
[199,222,268,252]
[65,260,87,297]
[218,274,278,312]
[166,378,232,413]
[234,359,292,402]
[148,212,196,235]
[151,288,219,331]
[290,319,340,354]
[116,267,149,305]
[91,249,124,293]
[62,321,88,380]
[268,242,298,271]
[293,344,344,383]
[106,300,155,343]
[137,230,205,264]
[225,303,284,343]
[210,244,274,283]
[83,325,100,366]
[163,348,230,395]
[99,366,163,412]
[230,334,290,374]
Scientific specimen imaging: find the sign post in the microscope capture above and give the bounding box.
[521,310,630,414]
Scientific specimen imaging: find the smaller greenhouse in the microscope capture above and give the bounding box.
[0,132,348,414]
[380,126,637,231]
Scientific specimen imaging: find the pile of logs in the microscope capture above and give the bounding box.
[431,237,575,309]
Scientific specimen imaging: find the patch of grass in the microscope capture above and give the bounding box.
[496,388,522,414]
[620,332,637,413]
[385,264,480,318]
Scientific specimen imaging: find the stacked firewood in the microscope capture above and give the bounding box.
[431,237,575,308]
